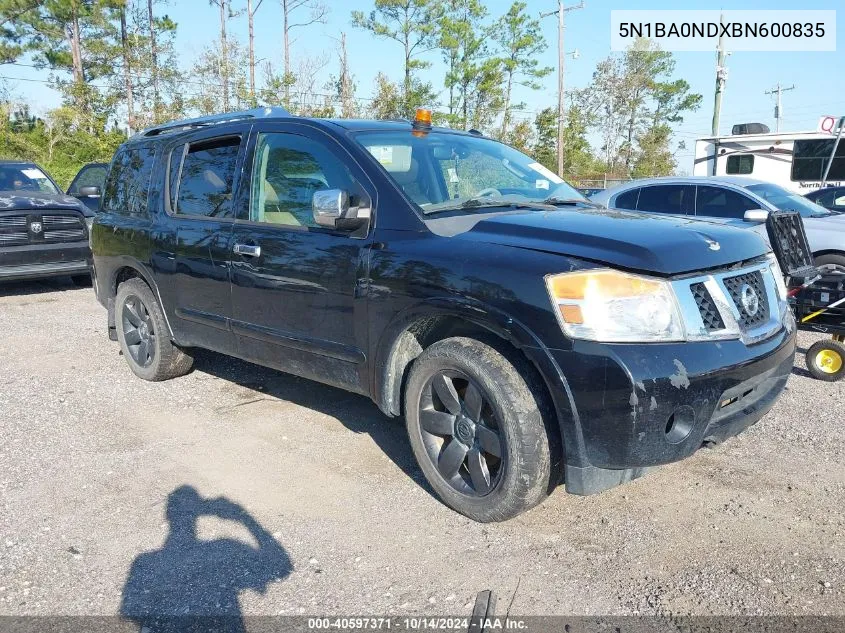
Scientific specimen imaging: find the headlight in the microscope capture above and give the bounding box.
[85,217,94,248]
[545,269,685,343]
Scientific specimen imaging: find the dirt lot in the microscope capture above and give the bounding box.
[0,279,843,618]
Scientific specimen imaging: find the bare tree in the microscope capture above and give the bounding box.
[247,0,264,106]
[120,4,135,133]
[208,0,231,111]
[337,32,353,118]
[281,0,328,102]
[148,0,159,115]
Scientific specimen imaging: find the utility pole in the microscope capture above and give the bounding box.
[765,83,795,133]
[541,1,584,177]
[711,13,728,138]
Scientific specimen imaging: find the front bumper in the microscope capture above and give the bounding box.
[0,241,91,281]
[542,325,796,495]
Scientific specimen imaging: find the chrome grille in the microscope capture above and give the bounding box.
[0,231,28,244]
[690,282,725,331]
[44,215,83,226]
[673,260,785,345]
[44,228,85,241]
[0,215,29,245]
[723,271,770,329]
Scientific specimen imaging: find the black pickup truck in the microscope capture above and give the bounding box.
[91,107,796,522]
[0,160,93,285]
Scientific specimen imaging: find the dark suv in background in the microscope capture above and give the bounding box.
[92,108,795,521]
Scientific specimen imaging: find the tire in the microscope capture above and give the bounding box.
[70,274,92,287]
[806,340,845,382]
[115,278,193,381]
[403,337,557,522]
[814,253,845,274]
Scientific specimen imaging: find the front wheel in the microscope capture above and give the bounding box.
[115,278,194,381]
[403,337,557,522]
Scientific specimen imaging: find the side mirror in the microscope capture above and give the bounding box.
[312,189,369,230]
[79,185,101,197]
[312,189,349,228]
[744,209,769,223]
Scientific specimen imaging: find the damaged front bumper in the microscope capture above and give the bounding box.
[542,324,796,495]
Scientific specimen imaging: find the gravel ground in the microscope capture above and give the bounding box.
[0,278,843,618]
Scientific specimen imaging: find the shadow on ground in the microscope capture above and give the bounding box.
[121,486,292,633]
[191,349,425,486]
[0,277,87,297]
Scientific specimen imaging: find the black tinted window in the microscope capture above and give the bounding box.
[810,189,835,208]
[726,154,754,175]
[175,137,240,217]
[614,188,639,210]
[792,139,845,181]
[102,148,156,217]
[695,185,759,219]
[67,164,107,194]
[167,144,186,212]
[636,185,694,214]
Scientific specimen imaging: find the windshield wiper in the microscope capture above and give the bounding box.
[542,196,603,208]
[423,197,556,215]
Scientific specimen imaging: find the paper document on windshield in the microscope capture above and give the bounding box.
[527,162,563,184]
[22,169,47,179]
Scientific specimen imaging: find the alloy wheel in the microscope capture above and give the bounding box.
[121,295,156,368]
[418,370,503,497]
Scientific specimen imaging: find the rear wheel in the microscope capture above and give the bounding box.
[806,340,845,382]
[115,278,193,381]
[403,337,556,522]
[814,253,845,274]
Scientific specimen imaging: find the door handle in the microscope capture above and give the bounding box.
[233,243,261,257]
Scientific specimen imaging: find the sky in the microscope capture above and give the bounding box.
[1,0,843,173]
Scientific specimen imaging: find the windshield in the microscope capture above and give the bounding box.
[746,182,833,218]
[0,164,60,194]
[354,130,587,213]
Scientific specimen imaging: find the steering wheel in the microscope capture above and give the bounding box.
[475,187,502,198]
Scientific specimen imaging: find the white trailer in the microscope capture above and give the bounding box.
[694,116,845,194]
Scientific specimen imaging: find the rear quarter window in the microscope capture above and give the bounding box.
[102,147,157,217]
[614,188,639,210]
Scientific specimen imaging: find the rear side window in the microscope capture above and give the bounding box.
[726,154,754,175]
[636,185,694,214]
[695,185,760,219]
[172,137,241,218]
[614,188,639,210]
[102,147,156,217]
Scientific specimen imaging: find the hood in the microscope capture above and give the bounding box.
[455,207,770,276]
[0,191,90,215]
[803,214,845,231]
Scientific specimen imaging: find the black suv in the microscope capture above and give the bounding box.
[0,160,93,285]
[92,107,796,521]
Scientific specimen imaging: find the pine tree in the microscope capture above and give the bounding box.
[492,1,551,137]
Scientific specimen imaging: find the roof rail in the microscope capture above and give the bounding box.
[138,106,292,137]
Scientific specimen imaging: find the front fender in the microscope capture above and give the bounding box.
[371,297,587,470]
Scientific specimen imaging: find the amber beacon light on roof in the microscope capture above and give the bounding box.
[412,107,433,134]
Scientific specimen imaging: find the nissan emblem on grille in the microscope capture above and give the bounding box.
[740,283,760,317]
[30,221,42,234]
